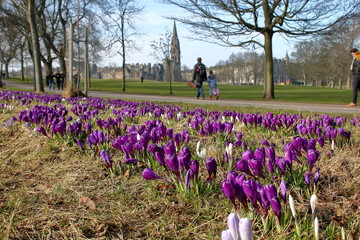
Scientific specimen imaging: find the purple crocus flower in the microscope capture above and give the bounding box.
[314,168,320,184]
[269,196,282,219]
[37,126,48,137]
[185,169,192,190]
[235,159,252,176]
[206,157,217,179]
[124,158,138,164]
[307,148,319,170]
[261,139,270,147]
[265,147,276,164]
[276,156,287,175]
[264,184,277,200]
[248,158,263,177]
[280,180,287,203]
[100,149,112,168]
[190,160,199,179]
[165,153,179,176]
[222,180,237,210]
[142,168,168,181]
[178,147,191,172]
[304,171,311,186]
[242,179,258,205]
[242,149,254,161]
[254,147,265,165]
[155,151,166,166]
[75,138,84,150]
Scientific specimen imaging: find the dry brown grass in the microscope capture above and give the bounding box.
[0,106,359,240]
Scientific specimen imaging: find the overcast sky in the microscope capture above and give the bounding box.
[102,1,293,68]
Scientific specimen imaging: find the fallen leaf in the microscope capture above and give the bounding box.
[79,197,96,210]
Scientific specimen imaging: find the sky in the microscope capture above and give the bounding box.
[102,1,294,68]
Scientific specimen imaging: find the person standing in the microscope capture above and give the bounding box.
[206,69,219,100]
[192,57,207,100]
[348,48,360,106]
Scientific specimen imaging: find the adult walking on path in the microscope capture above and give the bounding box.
[348,48,360,107]
[192,57,207,100]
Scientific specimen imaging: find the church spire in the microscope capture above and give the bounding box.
[171,21,181,63]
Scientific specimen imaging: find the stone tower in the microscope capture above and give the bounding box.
[170,21,182,81]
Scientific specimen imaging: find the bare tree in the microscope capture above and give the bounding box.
[97,0,144,92]
[0,15,21,78]
[27,0,44,93]
[151,30,174,95]
[161,0,360,100]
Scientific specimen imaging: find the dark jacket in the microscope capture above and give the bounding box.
[192,62,207,83]
[352,58,360,75]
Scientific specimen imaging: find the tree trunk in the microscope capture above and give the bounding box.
[27,0,44,93]
[65,23,74,96]
[121,16,126,92]
[263,31,274,100]
[84,27,89,96]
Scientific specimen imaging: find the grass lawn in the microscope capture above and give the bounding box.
[6,77,353,104]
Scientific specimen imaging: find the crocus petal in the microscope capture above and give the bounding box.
[314,217,319,240]
[289,194,297,218]
[227,213,240,240]
[221,230,234,240]
[310,194,318,215]
[142,168,162,180]
[239,217,254,240]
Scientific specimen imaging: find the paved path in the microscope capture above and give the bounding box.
[3,80,360,114]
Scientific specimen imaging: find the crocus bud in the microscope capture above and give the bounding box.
[239,218,253,240]
[304,171,311,186]
[190,160,199,179]
[242,149,254,161]
[221,230,234,240]
[142,168,163,181]
[235,159,252,176]
[100,149,112,168]
[222,180,236,209]
[280,180,287,203]
[310,194,318,215]
[289,194,297,218]
[307,149,319,170]
[314,217,319,240]
[206,157,217,178]
[228,213,240,240]
[314,168,320,184]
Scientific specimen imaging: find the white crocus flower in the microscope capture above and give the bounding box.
[341,227,345,240]
[331,140,335,151]
[239,218,253,240]
[221,229,234,240]
[314,217,319,240]
[228,213,240,240]
[177,112,182,120]
[225,143,233,161]
[289,194,297,218]
[136,133,141,141]
[310,194,318,215]
[196,141,206,159]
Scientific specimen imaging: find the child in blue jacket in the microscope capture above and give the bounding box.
[207,70,219,100]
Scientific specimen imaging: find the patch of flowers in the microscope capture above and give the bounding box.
[1,89,359,239]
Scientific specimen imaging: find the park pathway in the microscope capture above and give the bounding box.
[3,80,360,115]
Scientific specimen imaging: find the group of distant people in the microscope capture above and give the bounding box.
[46,71,65,90]
[192,50,360,106]
[191,57,219,100]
